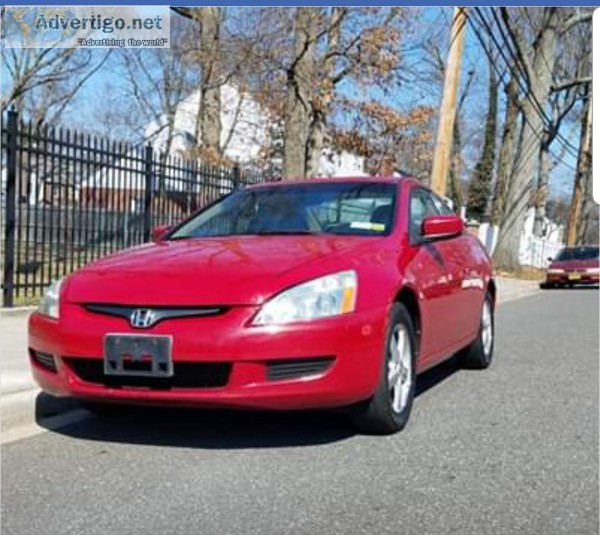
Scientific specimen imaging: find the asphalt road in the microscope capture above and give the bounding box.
[1,289,598,535]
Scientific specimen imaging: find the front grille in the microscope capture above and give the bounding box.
[30,349,57,373]
[83,304,228,328]
[64,358,231,389]
[267,357,334,381]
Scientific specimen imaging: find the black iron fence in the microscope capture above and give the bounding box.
[1,109,267,307]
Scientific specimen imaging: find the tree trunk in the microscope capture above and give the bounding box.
[532,135,551,236]
[283,8,318,179]
[493,8,559,271]
[577,170,596,245]
[306,7,343,177]
[466,61,497,221]
[566,93,592,245]
[448,117,464,209]
[195,7,222,158]
[491,76,519,226]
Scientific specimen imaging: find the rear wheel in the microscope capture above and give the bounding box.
[352,303,417,435]
[459,293,494,369]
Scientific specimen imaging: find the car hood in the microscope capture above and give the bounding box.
[65,235,385,306]
[550,258,599,271]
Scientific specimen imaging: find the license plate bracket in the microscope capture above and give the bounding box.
[104,334,173,377]
[568,273,581,280]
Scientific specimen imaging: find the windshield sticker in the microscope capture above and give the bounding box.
[350,222,386,232]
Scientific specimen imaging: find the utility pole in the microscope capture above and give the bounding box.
[566,91,592,246]
[431,7,468,197]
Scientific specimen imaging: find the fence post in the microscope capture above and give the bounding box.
[143,143,153,241]
[232,163,241,190]
[2,108,18,307]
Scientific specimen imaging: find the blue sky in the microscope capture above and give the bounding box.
[1,6,581,199]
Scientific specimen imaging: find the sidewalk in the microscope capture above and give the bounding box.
[1,309,81,444]
[496,275,541,304]
[0,276,540,443]
[1,313,36,396]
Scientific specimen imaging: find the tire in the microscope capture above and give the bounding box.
[352,303,417,435]
[459,292,495,369]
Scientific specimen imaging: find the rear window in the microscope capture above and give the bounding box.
[555,247,599,261]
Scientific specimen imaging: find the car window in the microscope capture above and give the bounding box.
[555,247,599,261]
[409,188,440,239]
[432,194,455,215]
[169,182,398,238]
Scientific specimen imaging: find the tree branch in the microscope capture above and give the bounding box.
[560,11,593,35]
[551,76,591,93]
[499,7,533,81]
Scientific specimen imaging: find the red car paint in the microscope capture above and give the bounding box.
[28,178,495,410]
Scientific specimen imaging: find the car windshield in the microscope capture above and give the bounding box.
[555,247,599,261]
[169,182,397,239]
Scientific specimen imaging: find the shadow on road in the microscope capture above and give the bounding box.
[36,358,461,449]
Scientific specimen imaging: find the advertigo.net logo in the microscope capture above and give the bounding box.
[3,6,171,48]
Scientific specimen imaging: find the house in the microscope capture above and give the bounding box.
[319,148,368,178]
[145,83,367,177]
[81,83,368,212]
[145,84,270,165]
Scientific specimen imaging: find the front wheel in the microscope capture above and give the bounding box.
[352,303,417,435]
[459,292,495,369]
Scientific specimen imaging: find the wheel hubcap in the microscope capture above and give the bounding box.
[388,324,412,414]
[481,300,493,357]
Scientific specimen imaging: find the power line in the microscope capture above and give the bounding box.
[466,10,578,173]
[478,7,581,159]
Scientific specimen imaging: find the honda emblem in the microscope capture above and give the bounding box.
[130,309,157,328]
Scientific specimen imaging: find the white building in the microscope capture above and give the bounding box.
[145,84,269,165]
[319,148,368,177]
[145,83,366,177]
[82,84,368,206]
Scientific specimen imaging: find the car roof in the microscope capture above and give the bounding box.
[246,175,421,189]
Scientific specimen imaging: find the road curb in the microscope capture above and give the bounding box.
[0,389,84,445]
[0,306,36,318]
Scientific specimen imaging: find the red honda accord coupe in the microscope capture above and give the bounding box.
[29,178,495,434]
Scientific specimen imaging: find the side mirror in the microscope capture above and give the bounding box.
[422,214,464,240]
[547,256,553,262]
[152,225,171,242]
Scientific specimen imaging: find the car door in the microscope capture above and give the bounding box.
[403,187,465,365]
[429,192,484,346]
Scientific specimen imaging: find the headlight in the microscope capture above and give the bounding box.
[585,267,599,274]
[547,269,564,274]
[253,271,357,326]
[37,279,63,319]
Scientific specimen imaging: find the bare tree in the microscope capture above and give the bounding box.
[119,17,195,155]
[2,47,111,125]
[283,7,318,178]
[532,15,591,236]
[491,7,592,271]
[491,75,519,227]
[466,53,498,221]
[566,88,592,245]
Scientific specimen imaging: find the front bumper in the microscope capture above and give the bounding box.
[546,273,600,285]
[28,303,387,410]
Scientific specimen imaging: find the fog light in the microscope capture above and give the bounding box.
[30,349,57,373]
